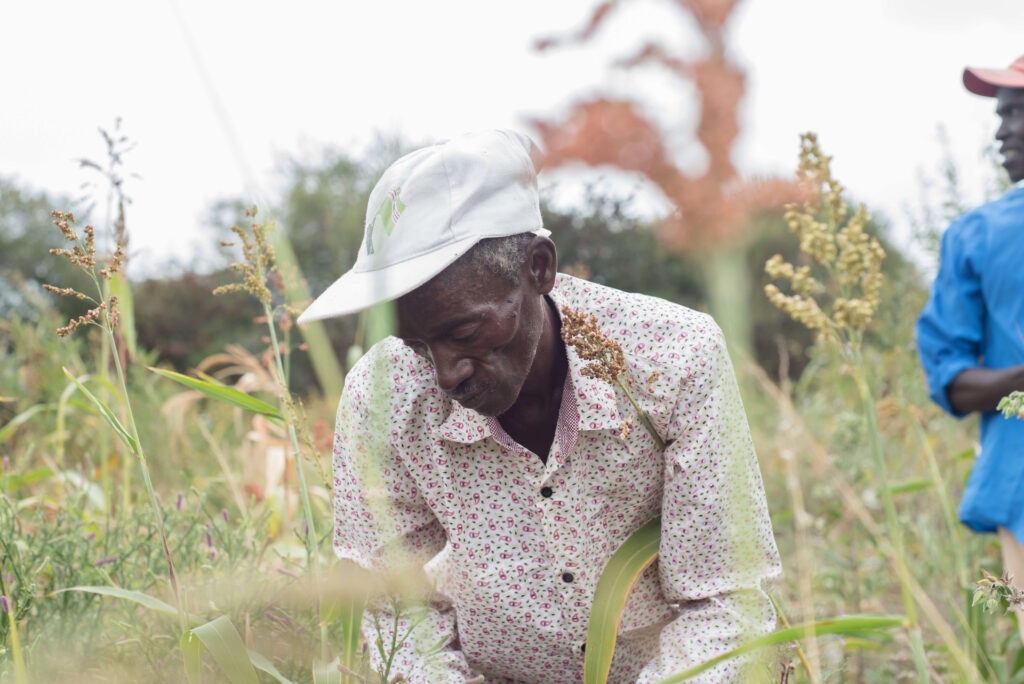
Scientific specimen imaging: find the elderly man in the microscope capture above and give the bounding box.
[917,55,1024,621]
[299,130,780,683]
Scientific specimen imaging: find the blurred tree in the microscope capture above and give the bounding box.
[532,0,802,360]
[0,178,92,321]
[133,270,262,372]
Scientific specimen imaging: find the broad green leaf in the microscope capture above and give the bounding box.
[110,272,138,359]
[585,516,661,684]
[62,368,139,457]
[249,649,295,684]
[888,479,933,496]
[313,658,341,684]
[654,615,905,683]
[0,404,49,444]
[148,366,285,425]
[185,615,260,684]
[182,630,204,683]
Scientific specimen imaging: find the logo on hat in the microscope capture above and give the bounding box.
[366,187,406,255]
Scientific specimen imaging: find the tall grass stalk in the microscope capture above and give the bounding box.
[46,210,187,637]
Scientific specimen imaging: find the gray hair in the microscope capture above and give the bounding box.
[441,232,536,287]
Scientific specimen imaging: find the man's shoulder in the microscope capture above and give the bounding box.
[553,274,721,359]
[340,336,446,421]
[949,186,1024,237]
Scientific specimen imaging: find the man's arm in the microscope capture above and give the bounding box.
[917,214,991,416]
[637,320,781,682]
[947,365,1024,413]
[334,344,477,683]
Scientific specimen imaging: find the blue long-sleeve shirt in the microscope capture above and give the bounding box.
[917,185,1024,540]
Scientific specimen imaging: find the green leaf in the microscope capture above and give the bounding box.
[313,658,341,684]
[0,404,49,444]
[888,479,933,496]
[955,448,977,462]
[653,615,905,683]
[181,630,203,683]
[0,467,55,491]
[62,368,139,457]
[148,366,285,425]
[585,516,661,684]
[249,649,295,684]
[184,615,260,684]
[58,586,189,622]
[110,272,138,359]
[340,595,366,683]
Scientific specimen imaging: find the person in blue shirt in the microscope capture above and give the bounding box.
[917,54,1024,619]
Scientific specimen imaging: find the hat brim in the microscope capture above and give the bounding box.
[963,66,1024,97]
[297,228,551,324]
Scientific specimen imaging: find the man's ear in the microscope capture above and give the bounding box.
[525,235,558,295]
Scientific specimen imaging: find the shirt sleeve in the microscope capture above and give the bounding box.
[915,213,987,416]
[637,320,781,682]
[333,346,477,683]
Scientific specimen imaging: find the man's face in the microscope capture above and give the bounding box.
[996,87,1024,183]
[395,262,547,417]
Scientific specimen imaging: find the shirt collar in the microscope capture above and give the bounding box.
[546,277,623,432]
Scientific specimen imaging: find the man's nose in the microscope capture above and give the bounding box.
[997,117,1012,141]
[431,344,474,392]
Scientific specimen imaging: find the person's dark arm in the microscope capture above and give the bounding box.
[947,365,1024,413]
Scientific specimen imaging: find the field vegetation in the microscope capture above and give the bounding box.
[1,122,1021,683]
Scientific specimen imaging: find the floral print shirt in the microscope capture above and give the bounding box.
[333,274,781,683]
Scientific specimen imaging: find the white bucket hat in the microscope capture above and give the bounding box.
[297,129,550,323]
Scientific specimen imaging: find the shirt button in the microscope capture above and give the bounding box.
[540,486,553,498]
[562,572,574,583]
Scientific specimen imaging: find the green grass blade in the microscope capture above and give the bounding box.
[313,658,341,684]
[62,368,140,457]
[181,630,203,683]
[0,404,49,444]
[185,615,260,684]
[0,467,55,491]
[653,615,906,683]
[59,586,184,621]
[110,273,138,359]
[249,649,295,684]
[585,516,661,684]
[888,479,934,496]
[148,366,285,424]
[339,595,365,684]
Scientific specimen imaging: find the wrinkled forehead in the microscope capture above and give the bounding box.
[396,262,517,338]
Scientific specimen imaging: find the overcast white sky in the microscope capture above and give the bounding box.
[3,0,1023,276]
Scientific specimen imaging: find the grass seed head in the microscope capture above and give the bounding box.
[766,133,886,341]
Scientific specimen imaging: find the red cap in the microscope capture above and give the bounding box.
[963,55,1024,97]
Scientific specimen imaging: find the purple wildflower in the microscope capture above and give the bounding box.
[1,595,9,612]
[86,532,96,541]
[221,508,229,523]
[176,493,183,510]
[205,523,213,548]
[96,555,118,567]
